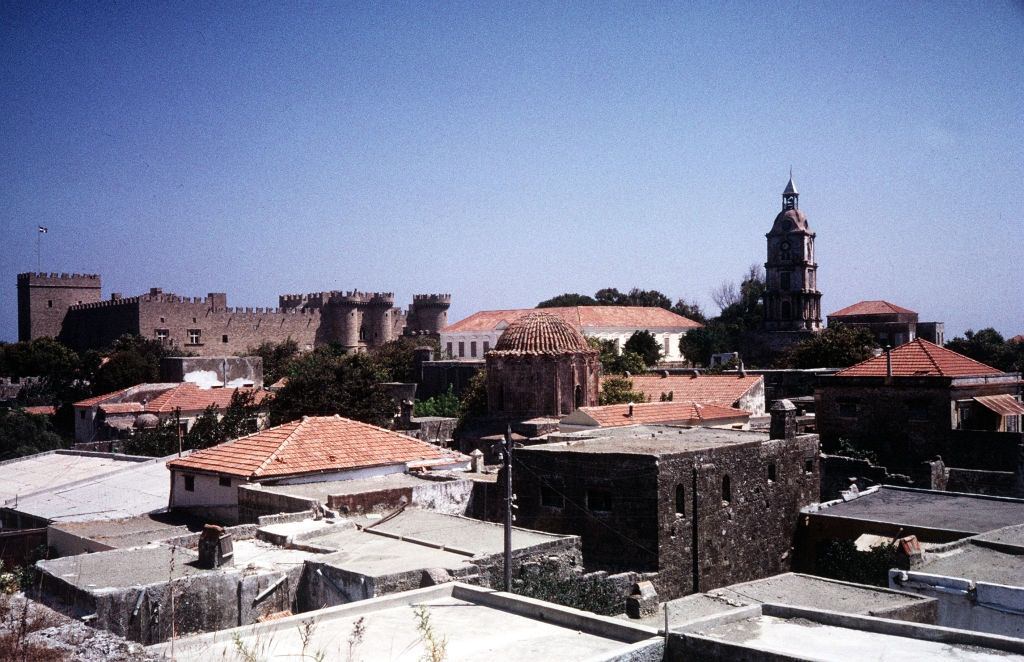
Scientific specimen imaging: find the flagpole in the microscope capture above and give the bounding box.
[36,229,40,271]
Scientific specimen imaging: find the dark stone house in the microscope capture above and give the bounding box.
[816,339,1023,471]
[512,421,820,600]
[827,299,944,346]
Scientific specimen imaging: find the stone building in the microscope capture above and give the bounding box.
[827,300,945,346]
[815,339,1023,470]
[760,176,823,349]
[442,306,702,362]
[485,311,601,419]
[512,415,820,600]
[16,272,449,355]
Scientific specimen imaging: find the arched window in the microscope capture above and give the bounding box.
[721,475,731,504]
[675,485,686,516]
[574,384,584,408]
[359,326,367,341]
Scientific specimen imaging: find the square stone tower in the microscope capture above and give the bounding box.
[17,272,101,341]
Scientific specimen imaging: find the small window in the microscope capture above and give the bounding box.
[155,329,169,340]
[222,334,229,343]
[47,299,53,308]
[483,341,490,353]
[587,488,612,513]
[804,458,814,474]
[219,476,231,487]
[838,401,858,419]
[458,342,465,358]
[192,317,197,323]
[721,475,731,504]
[446,342,453,358]
[767,463,776,482]
[675,485,686,516]
[187,329,201,345]
[540,481,563,508]
[160,317,165,323]
[470,341,477,358]
[183,475,195,492]
[79,410,86,420]
[359,326,366,341]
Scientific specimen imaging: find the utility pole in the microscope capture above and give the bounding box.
[503,425,514,592]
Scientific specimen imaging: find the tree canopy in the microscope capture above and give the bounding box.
[0,408,65,461]
[245,338,300,385]
[624,330,662,366]
[945,328,1023,373]
[599,376,647,405]
[537,293,598,308]
[782,324,878,369]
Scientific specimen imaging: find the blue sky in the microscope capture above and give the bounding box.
[2,1,1022,342]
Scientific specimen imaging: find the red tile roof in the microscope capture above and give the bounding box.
[1010,335,1024,345]
[22,405,57,416]
[835,339,1004,378]
[573,401,748,428]
[166,415,467,479]
[618,374,763,409]
[828,300,917,317]
[444,306,702,333]
[491,312,593,355]
[74,382,270,413]
[99,403,145,415]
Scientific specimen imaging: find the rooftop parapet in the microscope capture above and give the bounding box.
[329,290,395,305]
[18,272,101,284]
[412,294,452,306]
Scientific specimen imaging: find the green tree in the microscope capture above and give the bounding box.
[91,334,177,395]
[457,369,489,425]
[599,376,647,405]
[782,324,879,369]
[245,339,300,385]
[586,338,646,375]
[268,348,395,427]
[0,409,65,460]
[415,385,460,417]
[681,265,766,366]
[624,330,662,366]
[537,293,598,308]
[122,415,181,457]
[371,336,439,383]
[183,390,263,450]
[671,298,707,324]
[946,328,1020,372]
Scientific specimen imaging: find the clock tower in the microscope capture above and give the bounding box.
[762,175,822,332]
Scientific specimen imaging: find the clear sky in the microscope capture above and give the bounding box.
[2,1,1022,342]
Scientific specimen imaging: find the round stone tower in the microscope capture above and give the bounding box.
[409,294,451,335]
[365,293,395,345]
[485,311,600,418]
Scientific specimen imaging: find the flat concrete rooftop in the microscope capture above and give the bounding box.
[0,450,152,504]
[306,527,471,575]
[916,543,1024,586]
[636,573,932,628]
[8,457,171,522]
[685,611,1018,660]
[528,425,772,456]
[808,487,1024,536]
[258,472,447,502]
[974,523,1024,548]
[50,512,204,549]
[149,583,660,661]
[39,544,205,588]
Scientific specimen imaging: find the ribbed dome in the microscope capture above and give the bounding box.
[769,208,809,234]
[492,312,591,355]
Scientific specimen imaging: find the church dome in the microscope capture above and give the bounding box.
[492,312,592,355]
[769,208,809,234]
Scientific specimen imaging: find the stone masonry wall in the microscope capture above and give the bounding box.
[17,272,102,341]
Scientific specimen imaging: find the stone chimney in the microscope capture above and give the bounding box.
[769,399,797,440]
[885,345,893,383]
[469,449,484,473]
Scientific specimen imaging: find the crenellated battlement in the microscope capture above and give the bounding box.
[18,272,101,286]
[412,293,452,306]
[328,290,395,306]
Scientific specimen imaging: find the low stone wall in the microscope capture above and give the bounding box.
[946,468,1022,497]
[820,454,945,501]
[238,485,320,523]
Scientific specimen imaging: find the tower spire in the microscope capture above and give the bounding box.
[782,171,798,210]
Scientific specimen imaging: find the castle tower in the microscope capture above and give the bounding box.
[762,175,822,332]
[364,293,395,346]
[407,294,452,335]
[17,272,101,341]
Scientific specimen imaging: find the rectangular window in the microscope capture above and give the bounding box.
[483,341,490,354]
[222,334,229,343]
[675,485,686,516]
[458,342,465,358]
[470,341,477,358]
[446,342,453,358]
[804,458,815,474]
[47,300,53,308]
[540,481,563,508]
[183,475,195,492]
[780,272,791,290]
[586,488,612,513]
[219,476,231,487]
[768,463,776,482]
[155,329,169,340]
[187,329,201,345]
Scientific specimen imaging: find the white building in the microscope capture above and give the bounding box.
[440,306,702,362]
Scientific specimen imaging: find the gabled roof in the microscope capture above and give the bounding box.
[620,374,763,409]
[834,339,1004,378]
[443,306,702,333]
[166,415,467,479]
[828,300,917,317]
[74,382,269,414]
[564,401,748,429]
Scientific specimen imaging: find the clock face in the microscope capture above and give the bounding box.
[780,241,791,250]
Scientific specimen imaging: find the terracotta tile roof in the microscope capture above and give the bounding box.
[828,300,917,317]
[22,405,56,416]
[491,312,593,355]
[166,415,467,479]
[444,306,702,333]
[144,382,270,413]
[1010,335,1024,345]
[835,339,1004,378]
[73,382,270,413]
[574,401,748,428]
[99,403,145,415]
[618,374,763,409]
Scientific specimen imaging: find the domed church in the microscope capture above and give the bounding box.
[485,311,600,418]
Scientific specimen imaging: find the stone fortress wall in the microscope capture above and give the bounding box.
[18,272,450,357]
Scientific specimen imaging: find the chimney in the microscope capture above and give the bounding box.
[627,403,635,418]
[769,399,797,440]
[885,345,893,383]
[739,361,747,378]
